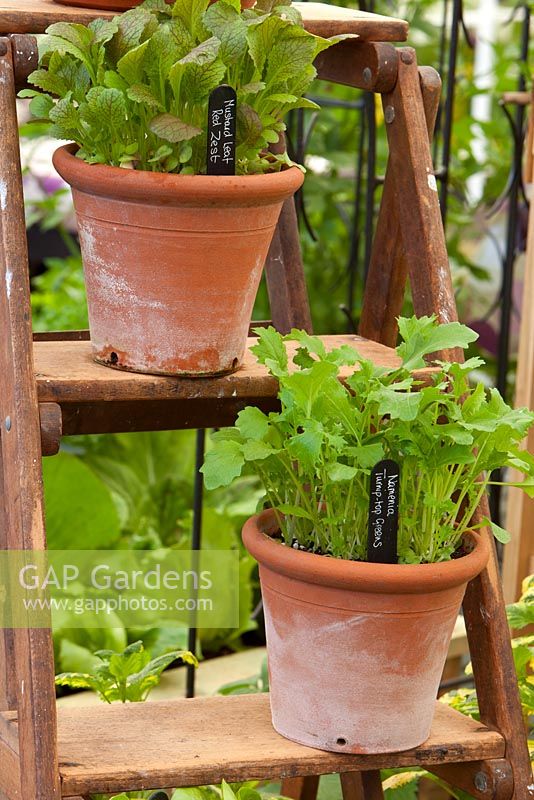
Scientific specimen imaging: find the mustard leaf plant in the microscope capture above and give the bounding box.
[201,315,534,564]
[23,0,344,174]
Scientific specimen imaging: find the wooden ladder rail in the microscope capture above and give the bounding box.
[0,30,530,800]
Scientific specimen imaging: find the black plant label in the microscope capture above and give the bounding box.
[367,459,400,563]
[207,84,237,176]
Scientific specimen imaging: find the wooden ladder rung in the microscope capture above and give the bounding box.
[0,1,409,41]
[0,694,506,797]
[33,335,437,436]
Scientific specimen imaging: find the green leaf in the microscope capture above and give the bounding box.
[108,7,156,61]
[237,104,263,150]
[251,326,288,377]
[490,521,511,544]
[246,16,291,74]
[172,0,210,37]
[370,385,422,421]
[287,425,323,470]
[149,113,202,143]
[88,18,120,44]
[127,82,162,109]
[266,28,318,85]
[178,36,221,65]
[396,315,479,371]
[242,441,279,461]
[221,780,238,800]
[286,328,326,359]
[45,21,95,56]
[204,2,247,63]
[345,443,384,469]
[28,68,67,97]
[181,58,227,104]
[507,600,534,630]
[48,95,80,137]
[81,86,126,129]
[327,463,358,482]
[117,39,150,84]
[43,453,121,549]
[236,407,270,440]
[200,440,245,490]
[29,93,55,119]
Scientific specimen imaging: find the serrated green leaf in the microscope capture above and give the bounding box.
[49,95,80,135]
[29,93,55,119]
[172,0,210,37]
[46,21,95,52]
[88,18,120,45]
[200,440,245,490]
[276,504,313,520]
[82,86,126,129]
[181,58,227,104]
[204,2,247,63]
[266,28,317,85]
[370,385,421,421]
[127,82,162,109]
[397,316,479,371]
[246,15,291,73]
[149,113,202,143]
[251,326,288,377]
[507,600,534,630]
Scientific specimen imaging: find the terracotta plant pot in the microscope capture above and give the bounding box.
[53,145,303,376]
[242,509,489,754]
[52,0,256,10]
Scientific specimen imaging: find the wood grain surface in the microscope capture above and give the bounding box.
[0,695,506,796]
[34,335,404,404]
[0,1,408,40]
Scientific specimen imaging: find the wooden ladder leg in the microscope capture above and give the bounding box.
[463,500,533,800]
[0,38,61,800]
[264,197,313,335]
[358,65,442,347]
[340,772,384,800]
[0,438,17,713]
[281,776,320,800]
[377,46,461,362]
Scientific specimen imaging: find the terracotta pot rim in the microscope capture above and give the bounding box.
[242,508,490,594]
[53,144,304,207]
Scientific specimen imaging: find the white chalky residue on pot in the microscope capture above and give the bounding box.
[262,583,462,754]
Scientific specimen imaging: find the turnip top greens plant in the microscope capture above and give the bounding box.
[202,315,534,564]
[24,0,346,174]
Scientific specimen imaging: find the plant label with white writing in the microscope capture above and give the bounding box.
[367,459,400,564]
[207,84,236,176]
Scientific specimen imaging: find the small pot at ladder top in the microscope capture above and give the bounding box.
[53,145,303,377]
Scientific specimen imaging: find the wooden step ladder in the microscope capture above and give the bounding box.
[0,3,531,799]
